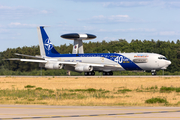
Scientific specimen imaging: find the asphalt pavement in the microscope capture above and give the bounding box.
[0,105,180,120]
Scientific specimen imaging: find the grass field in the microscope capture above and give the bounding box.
[0,76,180,106]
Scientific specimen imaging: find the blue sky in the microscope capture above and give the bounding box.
[0,0,180,52]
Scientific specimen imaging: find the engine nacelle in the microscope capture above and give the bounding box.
[75,65,93,72]
[45,63,63,69]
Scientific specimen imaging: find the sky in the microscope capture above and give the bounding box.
[0,0,180,52]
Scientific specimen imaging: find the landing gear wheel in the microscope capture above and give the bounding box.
[92,71,95,75]
[151,72,156,76]
[84,71,95,76]
[151,70,156,76]
[102,71,113,76]
[109,71,113,75]
[84,72,88,76]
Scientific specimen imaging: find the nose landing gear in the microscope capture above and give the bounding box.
[151,70,156,76]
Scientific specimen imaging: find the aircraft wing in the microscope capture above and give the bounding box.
[5,58,104,67]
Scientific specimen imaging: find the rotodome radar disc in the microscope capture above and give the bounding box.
[61,33,96,40]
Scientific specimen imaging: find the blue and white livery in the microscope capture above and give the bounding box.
[8,26,171,76]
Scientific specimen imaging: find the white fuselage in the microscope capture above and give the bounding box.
[44,52,171,72]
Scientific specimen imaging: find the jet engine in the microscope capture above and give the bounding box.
[75,65,93,72]
[45,63,63,69]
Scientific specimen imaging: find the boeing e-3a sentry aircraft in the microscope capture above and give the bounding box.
[7,26,171,76]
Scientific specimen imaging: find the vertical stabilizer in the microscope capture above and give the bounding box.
[37,26,59,57]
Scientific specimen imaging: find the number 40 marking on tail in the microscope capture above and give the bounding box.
[114,56,123,63]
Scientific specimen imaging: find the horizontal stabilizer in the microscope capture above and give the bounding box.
[15,53,44,60]
[4,58,21,61]
[5,58,47,63]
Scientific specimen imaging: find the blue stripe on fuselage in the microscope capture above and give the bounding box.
[46,53,142,70]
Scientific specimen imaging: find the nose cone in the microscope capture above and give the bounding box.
[161,60,171,70]
[166,60,171,65]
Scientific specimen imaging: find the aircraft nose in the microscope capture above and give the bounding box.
[166,61,171,65]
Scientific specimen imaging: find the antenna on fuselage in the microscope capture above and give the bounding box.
[61,33,96,54]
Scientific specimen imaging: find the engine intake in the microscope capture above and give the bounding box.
[45,63,63,69]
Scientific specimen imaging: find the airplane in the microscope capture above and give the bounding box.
[6,26,171,76]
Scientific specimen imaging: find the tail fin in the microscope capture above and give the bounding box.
[37,26,59,57]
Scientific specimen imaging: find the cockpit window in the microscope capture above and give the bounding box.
[158,56,168,60]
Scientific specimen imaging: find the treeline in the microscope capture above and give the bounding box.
[0,39,180,75]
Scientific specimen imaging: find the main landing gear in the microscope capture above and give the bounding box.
[103,71,113,76]
[84,71,95,76]
[151,70,156,76]
[84,71,114,76]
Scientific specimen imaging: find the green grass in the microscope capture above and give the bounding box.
[175,88,180,92]
[136,86,159,92]
[24,85,36,88]
[118,89,132,93]
[160,86,180,93]
[145,97,168,104]
[69,88,110,93]
[35,87,43,90]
